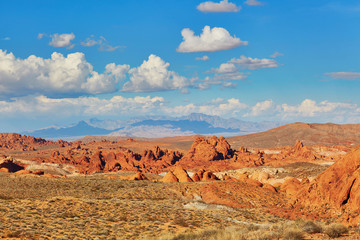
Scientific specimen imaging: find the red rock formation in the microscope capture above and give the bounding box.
[0,159,24,172]
[191,169,219,181]
[109,172,149,181]
[172,166,193,182]
[15,170,32,174]
[280,177,301,196]
[182,136,233,162]
[161,171,179,183]
[129,172,148,181]
[262,183,277,193]
[282,140,317,160]
[0,133,68,151]
[294,145,360,225]
[200,182,283,209]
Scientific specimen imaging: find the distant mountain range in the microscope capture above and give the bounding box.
[23,113,285,140]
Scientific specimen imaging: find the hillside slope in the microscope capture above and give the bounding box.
[228,122,360,149]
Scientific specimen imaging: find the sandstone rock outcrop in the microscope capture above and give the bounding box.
[0,159,24,172]
[161,166,193,183]
[284,140,317,160]
[161,171,179,183]
[0,133,69,150]
[293,145,360,225]
[182,136,233,162]
[191,169,219,181]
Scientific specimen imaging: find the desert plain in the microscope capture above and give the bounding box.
[1,123,360,239]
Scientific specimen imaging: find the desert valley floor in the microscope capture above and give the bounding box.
[1,123,360,239]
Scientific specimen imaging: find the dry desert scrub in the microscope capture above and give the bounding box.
[301,220,322,234]
[154,220,354,240]
[0,173,357,240]
[324,223,349,238]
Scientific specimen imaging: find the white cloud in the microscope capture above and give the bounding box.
[244,0,264,6]
[0,95,165,118]
[325,72,360,80]
[271,51,283,58]
[37,33,45,39]
[244,100,274,116]
[99,45,121,52]
[81,38,100,47]
[177,26,247,53]
[1,37,11,41]
[164,98,248,117]
[49,33,75,48]
[229,55,278,70]
[0,50,129,97]
[281,99,356,118]
[213,72,247,81]
[222,82,237,88]
[122,54,189,92]
[1,95,360,125]
[197,0,241,12]
[202,55,277,88]
[81,35,123,52]
[208,62,247,82]
[212,63,237,73]
[196,55,210,61]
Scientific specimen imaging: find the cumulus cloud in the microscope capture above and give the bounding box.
[202,55,278,88]
[325,72,360,80]
[244,100,274,116]
[281,99,356,118]
[0,50,129,97]
[196,55,210,61]
[197,0,241,12]
[212,63,237,73]
[241,98,359,123]
[164,98,248,117]
[244,0,264,6]
[0,95,164,118]
[177,26,247,53]
[123,54,189,92]
[198,62,247,89]
[229,56,278,70]
[49,33,75,48]
[1,95,360,124]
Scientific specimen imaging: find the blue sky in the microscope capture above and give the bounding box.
[1,0,360,132]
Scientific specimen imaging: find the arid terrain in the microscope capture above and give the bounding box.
[1,122,360,239]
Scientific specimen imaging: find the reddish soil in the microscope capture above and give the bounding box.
[1,131,360,227]
[228,122,360,149]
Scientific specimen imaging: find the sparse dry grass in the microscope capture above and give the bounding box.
[0,173,284,239]
[0,173,358,240]
[301,220,322,234]
[324,223,349,238]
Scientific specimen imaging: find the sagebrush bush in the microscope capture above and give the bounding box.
[324,223,348,238]
[282,228,304,240]
[301,220,322,234]
[246,229,280,240]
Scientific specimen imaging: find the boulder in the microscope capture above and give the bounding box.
[172,166,193,182]
[161,171,179,183]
